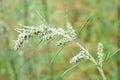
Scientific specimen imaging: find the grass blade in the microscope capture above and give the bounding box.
[104,52,111,62]
[76,14,94,36]
[110,49,120,58]
[38,38,55,50]
[50,45,65,64]
[62,60,86,76]
[34,9,47,24]
[104,49,120,62]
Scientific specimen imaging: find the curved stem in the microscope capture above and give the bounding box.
[52,29,107,80]
[73,40,106,80]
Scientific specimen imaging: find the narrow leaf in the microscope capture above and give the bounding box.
[104,52,111,62]
[62,60,86,76]
[38,38,55,50]
[77,14,93,35]
[14,28,26,33]
[34,9,47,24]
[50,45,65,64]
[104,49,120,62]
[110,49,120,58]
[18,24,31,29]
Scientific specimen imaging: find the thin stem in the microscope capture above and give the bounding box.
[97,67,106,80]
[89,55,106,80]
[50,28,106,80]
[73,40,106,80]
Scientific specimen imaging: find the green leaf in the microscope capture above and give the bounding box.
[34,9,47,25]
[38,38,55,50]
[62,60,86,76]
[76,14,94,35]
[14,28,26,33]
[37,39,43,46]
[18,24,31,29]
[50,45,65,64]
[104,49,120,62]
[109,49,120,59]
[104,52,111,62]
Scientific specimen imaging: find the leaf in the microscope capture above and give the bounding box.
[18,24,31,29]
[76,14,94,35]
[104,49,120,62]
[104,52,111,62]
[109,49,120,58]
[34,9,47,25]
[14,28,25,33]
[38,38,55,50]
[62,60,86,76]
[37,39,43,46]
[50,45,65,64]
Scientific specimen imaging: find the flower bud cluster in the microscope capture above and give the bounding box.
[14,32,26,51]
[70,50,89,63]
[14,25,48,50]
[56,38,69,46]
[97,42,104,67]
[66,22,76,39]
[55,22,76,46]
[14,22,76,50]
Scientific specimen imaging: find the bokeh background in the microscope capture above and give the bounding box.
[0,0,119,80]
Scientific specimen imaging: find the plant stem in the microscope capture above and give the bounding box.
[51,27,107,79]
[89,55,106,80]
[73,40,106,80]
[97,67,106,80]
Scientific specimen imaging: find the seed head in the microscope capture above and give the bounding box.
[97,42,104,67]
[14,22,76,50]
[70,50,89,64]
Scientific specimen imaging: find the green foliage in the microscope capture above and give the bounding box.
[50,45,65,64]
[62,60,86,76]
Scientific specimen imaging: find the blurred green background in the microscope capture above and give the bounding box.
[0,0,119,80]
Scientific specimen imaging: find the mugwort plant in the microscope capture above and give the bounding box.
[14,22,107,80]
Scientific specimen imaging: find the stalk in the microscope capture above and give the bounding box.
[73,40,106,80]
